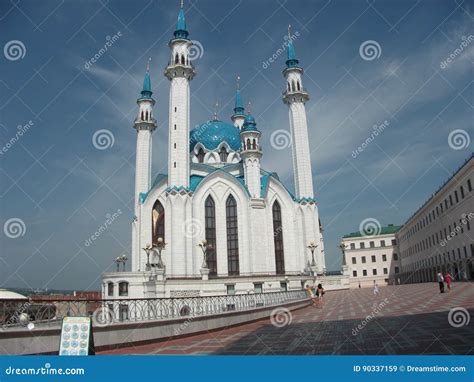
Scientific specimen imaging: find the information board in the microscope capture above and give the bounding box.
[59,316,94,356]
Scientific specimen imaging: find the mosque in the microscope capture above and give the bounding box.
[102,3,327,298]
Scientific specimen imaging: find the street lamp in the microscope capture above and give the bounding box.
[198,240,212,268]
[155,237,166,268]
[143,243,153,271]
[120,254,128,271]
[307,242,318,266]
[113,255,128,272]
[114,256,121,272]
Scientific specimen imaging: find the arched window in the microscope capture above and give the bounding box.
[107,282,114,296]
[287,82,290,92]
[118,282,128,296]
[252,139,256,150]
[226,195,240,275]
[197,148,205,163]
[145,111,149,121]
[246,138,251,149]
[272,201,285,274]
[297,81,301,91]
[175,53,179,64]
[219,146,228,162]
[181,55,185,65]
[205,196,217,276]
[141,111,144,120]
[152,200,165,245]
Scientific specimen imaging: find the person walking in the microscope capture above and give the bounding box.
[437,272,445,293]
[444,272,453,291]
[373,282,379,295]
[316,283,325,303]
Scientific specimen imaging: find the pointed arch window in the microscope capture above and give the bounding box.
[175,54,179,64]
[219,146,228,162]
[197,148,205,163]
[141,111,144,121]
[181,55,185,65]
[205,196,217,276]
[272,201,285,274]
[252,139,256,150]
[152,200,165,245]
[226,195,240,275]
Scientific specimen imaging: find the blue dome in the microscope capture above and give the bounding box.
[242,114,259,132]
[190,120,241,151]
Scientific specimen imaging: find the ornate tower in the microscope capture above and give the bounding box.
[132,61,157,271]
[231,76,246,129]
[165,1,195,188]
[282,29,314,199]
[240,113,262,199]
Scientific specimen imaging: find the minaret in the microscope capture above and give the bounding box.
[282,26,314,199]
[165,0,195,188]
[231,76,246,129]
[132,60,157,272]
[134,59,157,207]
[240,111,262,199]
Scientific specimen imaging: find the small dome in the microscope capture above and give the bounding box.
[0,289,28,300]
[242,114,259,132]
[190,120,241,151]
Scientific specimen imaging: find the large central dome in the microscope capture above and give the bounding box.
[190,120,241,152]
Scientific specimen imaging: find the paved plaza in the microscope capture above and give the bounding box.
[101,283,474,355]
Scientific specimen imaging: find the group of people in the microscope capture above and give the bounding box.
[437,272,454,293]
[305,283,325,305]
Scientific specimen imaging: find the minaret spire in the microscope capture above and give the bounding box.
[213,101,219,121]
[231,75,246,129]
[175,0,188,39]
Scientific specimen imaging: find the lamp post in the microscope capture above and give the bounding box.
[120,254,128,271]
[307,242,318,266]
[198,240,211,269]
[155,237,166,269]
[114,256,121,272]
[143,244,153,271]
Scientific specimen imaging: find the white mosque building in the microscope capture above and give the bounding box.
[102,4,327,299]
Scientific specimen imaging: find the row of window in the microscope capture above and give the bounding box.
[400,177,472,242]
[352,267,399,277]
[403,244,474,272]
[226,281,288,295]
[196,147,229,163]
[153,197,285,276]
[401,215,472,258]
[351,253,398,264]
[107,281,128,297]
[349,238,396,250]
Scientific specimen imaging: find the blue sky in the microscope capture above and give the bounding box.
[0,0,472,291]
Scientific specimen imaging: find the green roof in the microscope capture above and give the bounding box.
[343,224,402,239]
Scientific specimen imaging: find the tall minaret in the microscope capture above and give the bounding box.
[132,60,157,271]
[240,112,262,199]
[134,60,157,207]
[231,76,246,129]
[165,0,195,188]
[282,27,314,199]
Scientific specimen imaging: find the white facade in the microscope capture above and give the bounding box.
[397,155,474,283]
[102,6,335,299]
[342,227,401,288]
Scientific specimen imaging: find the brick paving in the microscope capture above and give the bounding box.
[100,283,474,355]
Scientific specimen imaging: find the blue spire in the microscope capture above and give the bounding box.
[140,59,152,99]
[174,1,189,39]
[286,26,299,68]
[233,76,245,116]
